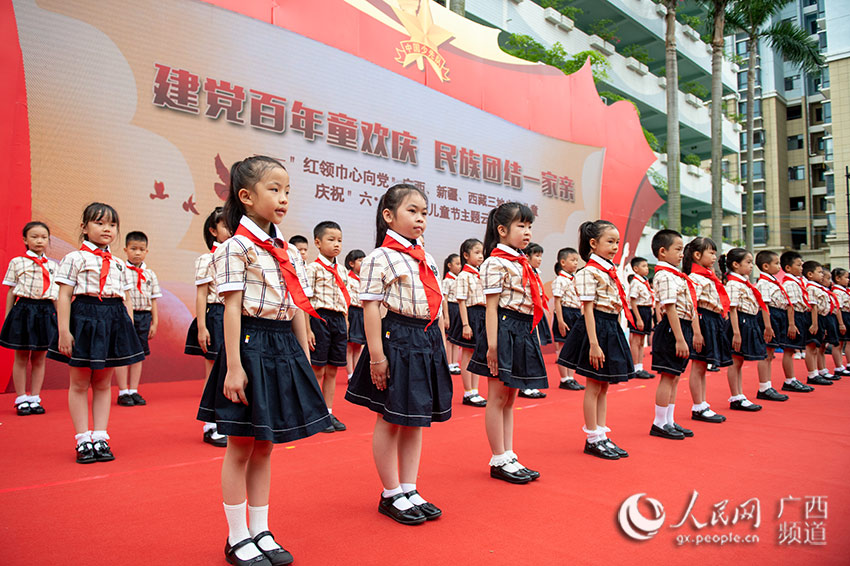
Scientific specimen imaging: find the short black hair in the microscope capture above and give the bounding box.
[802,260,821,278]
[288,235,308,246]
[344,249,365,271]
[313,220,341,240]
[630,256,647,269]
[650,229,682,258]
[755,250,778,271]
[780,250,802,271]
[125,231,148,246]
[524,242,543,256]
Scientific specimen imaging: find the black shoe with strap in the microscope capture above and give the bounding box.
[583,439,619,460]
[76,441,96,464]
[251,531,294,566]
[117,394,134,407]
[330,414,347,431]
[807,375,833,386]
[225,539,272,566]
[490,463,533,484]
[92,439,115,462]
[603,439,629,458]
[378,492,427,525]
[403,490,442,520]
[511,459,541,480]
[16,401,31,416]
[130,392,147,406]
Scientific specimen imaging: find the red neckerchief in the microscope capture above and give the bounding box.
[490,247,544,329]
[79,244,112,299]
[211,243,219,254]
[758,273,791,307]
[533,268,550,312]
[318,258,351,308]
[380,235,442,329]
[557,270,572,280]
[462,264,479,278]
[347,270,360,282]
[234,225,323,320]
[125,262,146,293]
[688,264,730,316]
[834,285,850,310]
[727,272,768,312]
[633,273,656,305]
[584,258,635,326]
[786,274,810,309]
[23,254,50,297]
[445,272,457,281]
[823,285,839,314]
[653,264,698,318]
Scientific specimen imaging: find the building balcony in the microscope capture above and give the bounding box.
[650,153,742,216]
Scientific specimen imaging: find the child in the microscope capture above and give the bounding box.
[442,253,462,375]
[628,256,656,379]
[723,248,786,411]
[520,242,550,399]
[114,231,161,407]
[756,251,812,394]
[1,221,58,415]
[832,268,850,376]
[558,220,634,459]
[822,270,846,377]
[781,252,824,385]
[801,261,835,384]
[185,207,231,446]
[468,203,546,481]
[648,230,700,440]
[550,247,584,391]
[683,237,732,423]
[306,221,350,433]
[47,203,145,463]
[289,234,309,263]
[345,249,366,380]
[450,238,487,407]
[345,183,452,525]
[198,156,331,564]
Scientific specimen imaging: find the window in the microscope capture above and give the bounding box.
[819,33,827,50]
[788,135,804,150]
[788,166,805,180]
[754,161,765,179]
[785,74,800,90]
[736,41,747,55]
[753,192,765,212]
[738,72,747,90]
[812,165,825,183]
[791,228,807,250]
[753,226,768,246]
[787,105,802,120]
[827,173,835,197]
[805,14,818,35]
[823,101,831,123]
[815,106,823,122]
[722,225,732,241]
[790,197,806,211]
[822,67,830,88]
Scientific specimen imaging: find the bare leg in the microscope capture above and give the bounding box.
[689,361,706,404]
[68,367,92,434]
[629,333,642,365]
[460,348,473,391]
[245,440,274,506]
[757,348,773,386]
[114,366,129,390]
[222,436,254,503]
[346,343,362,376]
[29,351,47,396]
[321,365,337,409]
[782,350,796,379]
[90,368,112,430]
[727,357,743,396]
[485,379,510,454]
[805,344,818,373]
[654,373,674,407]
[12,351,30,397]
[129,361,143,390]
[596,382,609,427]
[373,416,401,489]
[583,379,602,430]
[502,387,517,452]
[397,426,423,484]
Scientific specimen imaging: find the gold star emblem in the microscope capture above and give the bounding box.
[391,0,453,81]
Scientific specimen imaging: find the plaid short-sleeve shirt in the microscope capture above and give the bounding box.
[55,242,131,298]
[783,274,813,313]
[125,262,162,311]
[688,272,722,314]
[834,285,850,312]
[725,277,760,316]
[306,255,349,313]
[214,217,312,320]
[194,251,223,305]
[480,244,535,315]
[443,273,458,302]
[756,274,789,310]
[653,263,695,320]
[807,283,831,316]
[346,273,362,308]
[574,254,623,315]
[359,229,443,320]
[629,274,654,307]
[455,267,485,307]
[551,271,581,309]
[2,251,60,300]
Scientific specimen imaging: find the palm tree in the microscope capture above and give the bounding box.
[726,0,823,252]
[663,0,681,232]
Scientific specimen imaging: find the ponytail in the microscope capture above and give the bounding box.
[578,220,615,262]
[483,202,534,258]
[375,183,426,248]
[223,156,286,235]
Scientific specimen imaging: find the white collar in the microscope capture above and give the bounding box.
[317,254,337,268]
[834,284,847,291]
[82,240,110,253]
[633,273,647,282]
[759,272,778,282]
[126,261,146,270]
[727,272,748,283]
[496,243,521,257]
[589,254,613,269]
[386,229,414,249]
[656,261,681,272]
[239,216,284,243]
[558,270,571,278]
[25,250,43,259]
[445,272,457,280]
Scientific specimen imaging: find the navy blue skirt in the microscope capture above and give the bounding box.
[627,305,654,336]
[133,310,152,357]
[0,297,57,351]
[47,296,145,369]
[345,312,453,427]
[690,308,732,367]
[729,311,767,361]
[347,305,366,345]
[823,313,841,346]
[651,316,695,377]
[536,311,553,346]
[552,306,581,343]
[843,312,850,340]
[446,302,462,344]
[197,316,332,442]
[557,310,634,384]
[185,303,224,360]
[467,308,548,389]
[447,304,484,349]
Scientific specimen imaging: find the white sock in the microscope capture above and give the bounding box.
[248,504,280,551]
[740,397,754,407]
[203,422,216,433]
[836,365,845,372]
[471,389,479,396]
[758,381,771,392]
[819,369,828,375]
[27,395,41,406]
[809,370,819,378]
[582,426,605,443]
[14,394,28,406]
[91,430,109,442]
[75,431,92,446]
[327,408,333,415]
[489,452,521,472]
[224,501,261,560]
[464,390,474,398]
[382,486,414,510]
[400,482,427,505]
[666,404,676,426]
[128,389,137,395]
[119,389,130,396]
[784,378,794,384]
[560,376,570,382]
[635,363,643,372]
[653,405,667,428]
[698,402,717,417]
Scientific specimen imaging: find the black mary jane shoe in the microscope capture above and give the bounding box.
[729,399,762,411]
[378,493,427,525]
[117,394,135,407]
[28,402,45,415]
[490,464,532,484]
[75,441,97,464]
[649,424,684,440]
[756,387,789,402]
[691,408,725,423]
[823,373,841,381]
[252,531,294,566]
[583,440,619,460]
[511,459,541,480]
[130,392,147,406]
[203,428,228,447]
[672,423,694,437]
[706,365,720,373]
[16,401,31,416]
[462,395,487,407]
[603,439,629,458]
[92,439,115,462]
[330,414,347,431]
[225,539,272,566]
[559,380,584,391]
[807,375,833,386]
[404,490,442,520]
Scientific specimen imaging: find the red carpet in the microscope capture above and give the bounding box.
[1,352,848,565]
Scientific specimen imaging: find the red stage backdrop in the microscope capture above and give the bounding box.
[1,0,660,390]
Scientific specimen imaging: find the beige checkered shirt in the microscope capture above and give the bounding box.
[346,272,362,308]
[125,262,162,311]
[629,274,654,307]
[3,251,59,300]
[783,275,814,313]
[214,217,312,320]
[653,263,695,320]
[306,255,349,313]
[55,242,131,298]
[688,273,723,314]
[807,283,831,316]
[194,251,223,305]
[455,267,485,307]
[575,254,624,315]
[480,244,536,315]
[725,275,760,316]
[443,273,458,302]
[359,229,443,320]
[551,271,581,309]
[756,274,789,310]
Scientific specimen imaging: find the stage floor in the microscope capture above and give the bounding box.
[1,351,848,565]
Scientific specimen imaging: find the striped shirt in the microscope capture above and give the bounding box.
[194,252,223,305]
[2,251,60,300]
[551,271,581,309]
[55,241,131,298]
[214,216,312,320]
[480,244,536,315]
[125,261,162,311]
[689,272,723,314]
[653,262,695,320]
[629,274,654,307]
[455,267,485,307]
[575,254,624,315]
[756,273,789,310]
[783,274,813,313]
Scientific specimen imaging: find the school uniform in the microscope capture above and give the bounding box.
[184,247,225,360]
[805,281,830,347]
[0,251,59,351]
[533,268,553,346]
[550,270,581,342]
[834,285,850,339]
[688,269,732,367]
[305,255,350,367]
[345,229,453,427]
[650,262,696,377]
[818,284,841,347]
[124,261,161,357]
[783,274,815,350]
[197,216,332,442]
[442,272,463,346]
[448,265,485,349]
[346,270,366,345]
[756,273,793,350]
[557,254,635,383]
[46,241,145,369]
[627,274,655,336]
[726,274,767,361]
[467,244,548,389]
